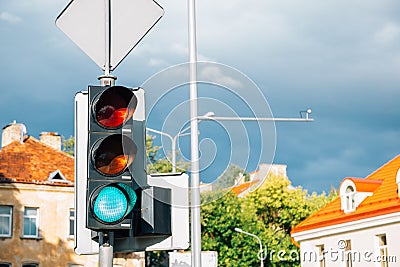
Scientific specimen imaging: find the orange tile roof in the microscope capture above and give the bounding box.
[292,155,400,234]
[0,137,74,186]
[231,180,259,195]
[342,177,383,192]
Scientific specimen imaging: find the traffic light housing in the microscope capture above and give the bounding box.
[74,86,188,254]
[86,85,146,231]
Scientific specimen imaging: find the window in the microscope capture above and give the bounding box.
[0,263,12,267]
[378,234,389,267]
[344,186,355,213]
[23,207,39,237]
[345,240,352,267]
[316,245,325,267]
[48,169,71,184]
[0,206,12,237]
[22,264,38,267]
[69,209,75,237]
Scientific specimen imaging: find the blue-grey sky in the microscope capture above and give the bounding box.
[1,0,399,193]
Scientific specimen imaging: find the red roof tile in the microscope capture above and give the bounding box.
[0,136,74,186]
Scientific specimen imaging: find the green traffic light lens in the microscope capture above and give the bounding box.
[92,183,137,224]
[93,186,127,223]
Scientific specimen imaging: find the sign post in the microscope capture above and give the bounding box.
[56,0,165,265]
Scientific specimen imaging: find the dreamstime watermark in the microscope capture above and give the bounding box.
[265,240,397,264]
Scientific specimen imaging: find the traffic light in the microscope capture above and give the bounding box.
[74,85,187,254]
[86,85,147,230]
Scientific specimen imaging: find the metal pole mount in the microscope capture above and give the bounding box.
[99,231,114,267]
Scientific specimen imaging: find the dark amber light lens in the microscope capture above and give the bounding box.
[94,86,137,129]
[92,134,137,176]
[97,154,129,175]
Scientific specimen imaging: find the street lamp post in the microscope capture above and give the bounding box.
[197,109,314,123]
[146,112,215,173]
[147,109,313,266]
[187,0,201,265]
[235,227,267,267]
[147,109,313,172]
[146,128,189,172]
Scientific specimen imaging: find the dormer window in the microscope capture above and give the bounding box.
[47,170,71,184]
[344,186,356,213]
[340,179,358,213]
[340,177,383,214]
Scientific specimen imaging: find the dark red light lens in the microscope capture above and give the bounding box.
[97,107,130,128]
[94,86,137,129]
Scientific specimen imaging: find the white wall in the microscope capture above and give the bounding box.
[299,223,400,267]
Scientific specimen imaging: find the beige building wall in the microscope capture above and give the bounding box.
[0,183,146,267]
[0,183,98,267]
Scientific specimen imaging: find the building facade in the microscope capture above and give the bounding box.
[231,164,288,197]
[291,155,400,267]
[0,122,144,267]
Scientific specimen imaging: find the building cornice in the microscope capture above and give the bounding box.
[0,182,74,193]
[292,212,400,242]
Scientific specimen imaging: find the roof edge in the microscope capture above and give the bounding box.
[292,203,400,234]
[292,211,400,242]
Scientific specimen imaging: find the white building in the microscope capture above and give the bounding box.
[231,164,288,197]
[291,155,400,267]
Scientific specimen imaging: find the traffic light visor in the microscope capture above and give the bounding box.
[94,86,138,129]
[92,134,137,176]
[92,183,137,224]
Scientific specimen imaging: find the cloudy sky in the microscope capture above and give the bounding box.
[1,0,399,193]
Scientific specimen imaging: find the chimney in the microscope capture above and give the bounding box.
[2,121,27,147]
[40,132,61,151]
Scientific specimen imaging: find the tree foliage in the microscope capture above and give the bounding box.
[213,164,250,191]
[201,192,267,266]
[62,135,74,156]
[143,136,337,266]
[145,134,187,266]
[146,134,173,173]
[201,173,337,267]
[146,134,188,173]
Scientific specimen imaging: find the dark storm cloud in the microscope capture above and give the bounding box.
[0,0,399,192]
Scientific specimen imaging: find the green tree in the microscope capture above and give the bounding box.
[144,135,337,266]
[245,174,336,266]
[146,134,188,173]
[145,134,188,266]
[201,191,267,267]
[213,164,250,191]
[61,135,74,156]
[201,172,336,267]
[247,174,335,235]
[146,134,172,173]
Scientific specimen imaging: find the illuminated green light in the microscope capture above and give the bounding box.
[93,183,137,224]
